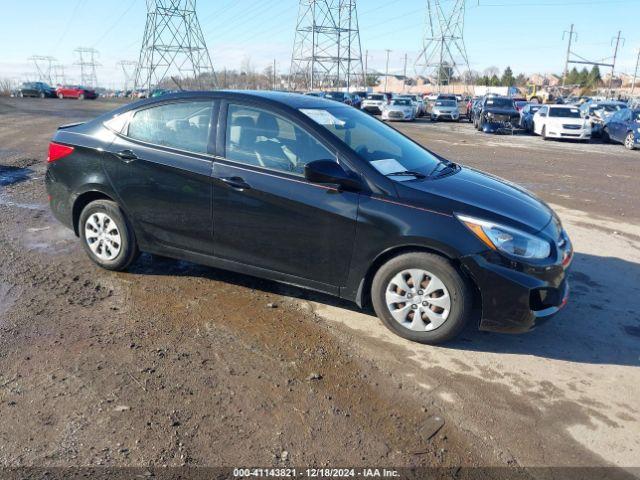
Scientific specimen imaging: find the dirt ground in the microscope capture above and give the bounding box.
[0,97,638,479]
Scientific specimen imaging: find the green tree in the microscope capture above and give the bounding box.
[490,74,500,86]
[501,66,515,86]
[588,65,601,87]
[566,67,579,85]
[578,68,589,86]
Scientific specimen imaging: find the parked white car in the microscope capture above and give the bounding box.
[361,93,388,114]
[397,95,425,117]
[533,105,591,141]
[381,98,416,121]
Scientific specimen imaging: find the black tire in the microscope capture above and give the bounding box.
[58,92,64,100]
[601,127,610,143]
[371,252,472,345]
[39,92,45,99]
[541,125,548,140]
[79,200,139,271]
[79,93,85,100]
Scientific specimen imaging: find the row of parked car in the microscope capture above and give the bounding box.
[467,94,638,150]
[15,81,98,100]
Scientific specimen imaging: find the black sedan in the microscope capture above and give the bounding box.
[18,81,56,98]
[45,91,572,344]
[474,96,520,133]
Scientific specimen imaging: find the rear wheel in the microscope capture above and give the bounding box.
[78,93,85,100]
[371,252,472,345]
[79,200,139,271]
[58,92,64,100]
[625,132,636,150]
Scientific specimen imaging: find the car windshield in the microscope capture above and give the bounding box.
[393,99,412,106]
[367,94,384,100]
[300,106,441,178]
[435,100,456,107]
[485,98,514,108]
[549,107,581,118]
[324,92,344,100]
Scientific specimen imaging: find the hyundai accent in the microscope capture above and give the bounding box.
[46,91,572,344]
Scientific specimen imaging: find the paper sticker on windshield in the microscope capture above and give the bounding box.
[370,158,406,175]
[300,109,345,126]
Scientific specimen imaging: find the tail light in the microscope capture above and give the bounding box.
[47,142,74,163]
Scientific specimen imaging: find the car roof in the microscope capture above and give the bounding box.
[135,90,344,110]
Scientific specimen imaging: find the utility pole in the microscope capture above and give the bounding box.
[562,24,577,87]
[609,30,623,91]
[631,48,640,95]
[403,53,408,92]
[273,59,277,90]
[364,49,368,88]
[384,49,391,92]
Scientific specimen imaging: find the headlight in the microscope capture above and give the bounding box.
[486,112,494,118]
[636,127,640,133]
[456,214,551,260]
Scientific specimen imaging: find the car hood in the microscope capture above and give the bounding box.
[547,116,585,125]
[397,167,553,232]
[484,107,519,116]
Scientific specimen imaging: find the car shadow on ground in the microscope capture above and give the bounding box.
[128,251,639,368]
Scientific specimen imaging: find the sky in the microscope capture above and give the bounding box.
[0,0,639,88]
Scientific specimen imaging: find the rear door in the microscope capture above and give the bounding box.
[103,98,218,254]
[211,101,359,289]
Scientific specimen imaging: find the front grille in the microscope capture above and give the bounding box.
[563,124,581,130]
[389,111,404,118]
[561,133,580,137]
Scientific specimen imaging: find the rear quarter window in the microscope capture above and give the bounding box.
[126,101,213,153]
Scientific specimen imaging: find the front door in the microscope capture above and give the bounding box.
[212,102,359,288]
[103,99,216,254]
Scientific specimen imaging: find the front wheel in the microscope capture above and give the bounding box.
[58,93,64,99]
[78,93,85,100]
[541,125,548,140]
[625,132,636,150]
[79,200,139,271]
[601,127,610,143]
[371,252,472,345]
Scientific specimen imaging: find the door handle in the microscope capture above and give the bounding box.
[114,149,138,163]
[218,176,251,191]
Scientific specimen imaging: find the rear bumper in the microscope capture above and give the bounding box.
[461,251,571,334]
[45,168,74,230]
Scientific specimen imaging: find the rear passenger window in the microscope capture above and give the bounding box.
[127,101,212,153]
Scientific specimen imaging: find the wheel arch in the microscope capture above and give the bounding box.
[355,244,481,312]
[72,190,117,236]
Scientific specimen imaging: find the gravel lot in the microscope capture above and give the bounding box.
[0,97,638,478]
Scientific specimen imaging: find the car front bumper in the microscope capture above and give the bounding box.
[546,128,591,140]
[460,249,572,334]
[431,111,459,120]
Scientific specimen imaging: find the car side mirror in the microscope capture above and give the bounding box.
[304,160,361,191]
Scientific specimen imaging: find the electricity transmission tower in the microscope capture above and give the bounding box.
[134,0,216,92]
[52,63,66,86]
[74,48,100,88]
[28,56,57,84]
[415,0,471,92]
[117,60,138,92]
[289,0,365,91]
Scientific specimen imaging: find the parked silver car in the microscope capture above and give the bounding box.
[430,99,460,122]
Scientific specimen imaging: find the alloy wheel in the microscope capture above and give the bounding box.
[625,133,635,150]
[84,212,122,261]
[385,269,451,332]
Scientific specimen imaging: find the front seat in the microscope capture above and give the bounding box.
[255,113,293,171]
[228,115,261,166]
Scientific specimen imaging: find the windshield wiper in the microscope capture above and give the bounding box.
[428,160,457,177]
[385,170,427,179]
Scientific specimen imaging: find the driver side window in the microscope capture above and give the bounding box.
[225,104,334,176]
